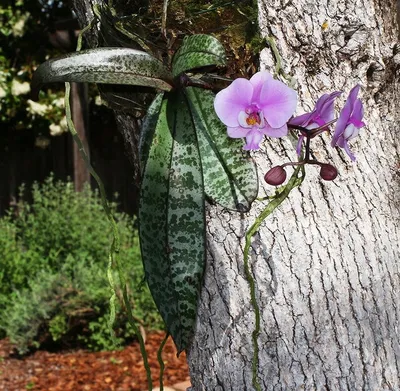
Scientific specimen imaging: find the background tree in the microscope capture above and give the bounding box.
[0,0,72,211]
[70,0,400,389]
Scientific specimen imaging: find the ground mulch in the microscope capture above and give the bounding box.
[0,332,190,391]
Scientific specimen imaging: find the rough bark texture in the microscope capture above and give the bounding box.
[187,0,400,390]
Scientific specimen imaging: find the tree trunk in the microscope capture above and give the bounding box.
[187,1,400,390]
[71,0,400,389]
[71,82,91,192]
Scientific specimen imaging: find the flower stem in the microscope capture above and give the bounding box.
[243,165,305,390]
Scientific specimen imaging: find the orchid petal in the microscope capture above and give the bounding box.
[351,118,365,128]
[238,111,252,128]
[332,84,364,149]
[250,71,273,103]
[259,78,297,128]
[343,124,356,139]
[344,124,361,141]
[261,122,288,138]
[348,127,360,140]
[243,129,263,150]
[336,135,346,148]
[314,94,331,114]
[289,111,313,127]
[347,84,361,106]
[258,111,266,128]
[313,117,326,127]
[331,102,351,146]
[352,99,364,122]
[316,91,341,123]
[296,135,304,155]
[227,126,248,138]
[343,141,356,161]
[214,78,253,127]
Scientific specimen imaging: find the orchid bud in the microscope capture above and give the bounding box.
[264,166,287,186]
[320,164,338,181]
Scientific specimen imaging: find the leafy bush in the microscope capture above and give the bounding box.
[0,176,163,353]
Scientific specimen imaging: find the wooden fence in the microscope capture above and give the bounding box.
[0,106,138,217]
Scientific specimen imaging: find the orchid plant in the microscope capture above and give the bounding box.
[31,5,365,389]
[214,71,365,185]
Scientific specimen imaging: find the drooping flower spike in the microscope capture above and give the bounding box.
[214,71,297,150]
[289,91,341,155]
[331,84,365,161]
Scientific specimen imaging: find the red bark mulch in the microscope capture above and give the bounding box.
[0,332,190,391]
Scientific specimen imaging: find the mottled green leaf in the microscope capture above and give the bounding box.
[172,34,226,78]
[139,91,205,353]
[185,87,258,211]
[139,93,164,173]
[31,48,173,98]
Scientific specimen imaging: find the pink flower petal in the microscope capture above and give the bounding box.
[250,71,273,103]
[343,141,356,161]
[347,84,360,107]
[259,78,297,128]
[261,123,288,138]
[214,79,253,127]
[351,99,364,123]
[296,135,304,155]
[238,111,252,128]
[344,124,361,140]
[315,91,341,123]
[331,102,351,147]
[243,129,263,150]
[289,112,313,127]
[227,126,248,138]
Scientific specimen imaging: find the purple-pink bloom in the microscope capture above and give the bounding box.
[213,71,297,150]
[331,85,365,161]
[289,91,341,154]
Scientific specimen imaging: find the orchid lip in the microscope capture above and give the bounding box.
[238,110,265,129]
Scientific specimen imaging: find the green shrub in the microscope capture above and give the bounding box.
[0,176,163,353]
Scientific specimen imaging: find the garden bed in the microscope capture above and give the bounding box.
[0,332,189,391]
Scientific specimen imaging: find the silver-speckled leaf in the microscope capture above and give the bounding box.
[139,91,205,354]
[172,34,226,78]
[185,87,258,211]
[31,48,173,98]
[139,93,164,173]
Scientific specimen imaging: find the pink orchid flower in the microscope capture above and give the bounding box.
[331,85,365,161]
[289,91,341,155]
[213,71,297,150]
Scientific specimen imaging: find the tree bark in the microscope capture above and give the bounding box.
[187,0,400,390]
[71,82,91,192]
[71,0,400,389]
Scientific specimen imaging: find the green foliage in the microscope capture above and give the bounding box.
[49,314,68,342]
[185,87,258,211]
[172,34,226,78]
[0,176,163,353]
[139,86,258,352]
[139,91,205,354]
[31,48,174,100]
